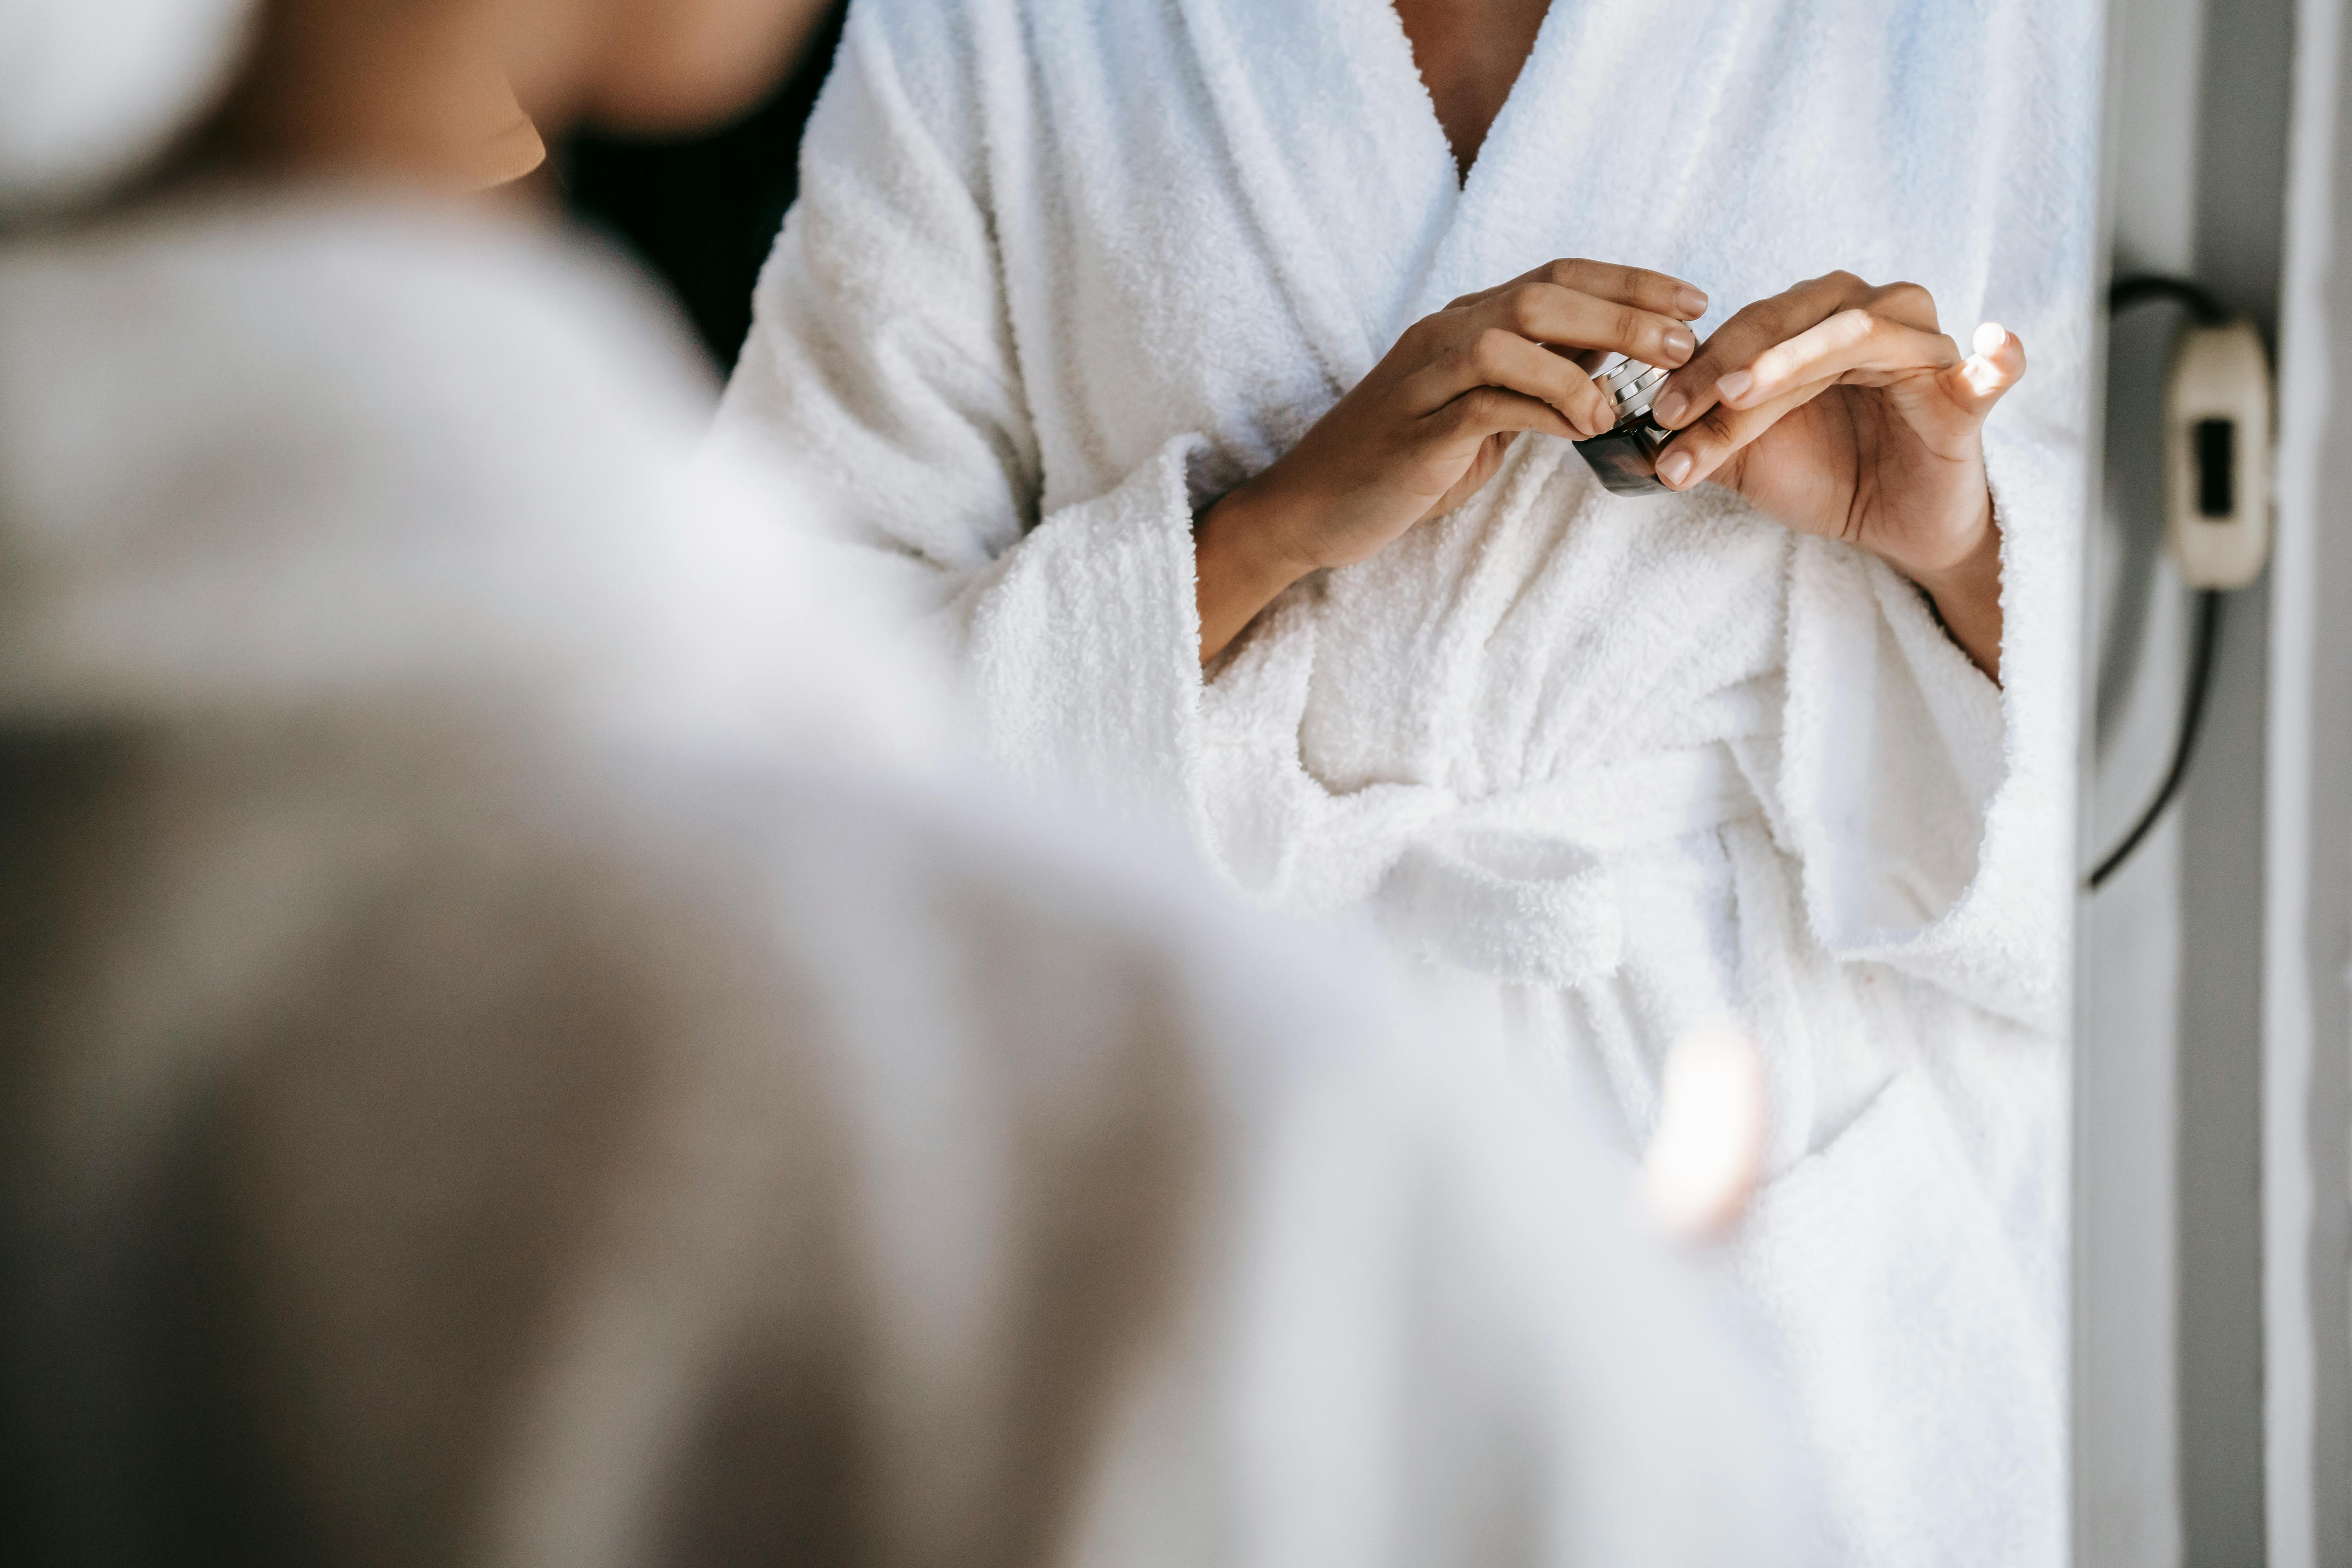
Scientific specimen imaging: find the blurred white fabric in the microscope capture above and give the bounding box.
[0,0,256,218]
[0,189,1818,1565]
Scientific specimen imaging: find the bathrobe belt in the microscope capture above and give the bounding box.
[1371,744,1760,989]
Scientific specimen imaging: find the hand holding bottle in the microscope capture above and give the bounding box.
[1648,272,2025,678]
[1193,259,1709,662]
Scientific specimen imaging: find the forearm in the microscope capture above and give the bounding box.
[1195,487,1312,663]
[1906,511,2004,683]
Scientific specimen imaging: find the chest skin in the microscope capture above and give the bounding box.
[1391,0,1553,182]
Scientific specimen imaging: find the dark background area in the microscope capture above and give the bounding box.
[556,1,849,373]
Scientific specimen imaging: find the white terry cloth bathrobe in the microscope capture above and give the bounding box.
[0,15,1810,1554]
[718,2,2095,1562]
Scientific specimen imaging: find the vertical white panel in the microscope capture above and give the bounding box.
[2266,0,2349,1563]
[2080,3,2207,1563]
[2111,0,2206,273]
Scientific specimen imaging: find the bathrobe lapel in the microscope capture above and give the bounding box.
[1170,0,1460,386]
[1404,0,1602,320]
[1397,3,1727,327]
[1176,0,1993,359]
[1168,0,1768,378]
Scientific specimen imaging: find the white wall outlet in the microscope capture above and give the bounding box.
[2166,319,2274,589]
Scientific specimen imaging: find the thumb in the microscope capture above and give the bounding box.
[1944,321,2027,416]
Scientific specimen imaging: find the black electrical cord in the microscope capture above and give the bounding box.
[2085,273,2233,892]
[2106,272,2227,326]
[2089,588,2222,889]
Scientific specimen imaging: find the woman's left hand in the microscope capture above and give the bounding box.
[1647,272,2025,679]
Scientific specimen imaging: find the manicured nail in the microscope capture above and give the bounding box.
[1658,449,1694,487]
[1717,368,1755,405]
[1661,327,1696,365]
[1675,287,1710,318]
[1652,386,1689,427]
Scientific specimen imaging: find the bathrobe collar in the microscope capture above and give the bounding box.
[1171,0,1456,387]
[1171,0,1742,388]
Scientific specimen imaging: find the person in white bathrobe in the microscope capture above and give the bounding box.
[716,2,2096,1563]
[0,0,1812,1563]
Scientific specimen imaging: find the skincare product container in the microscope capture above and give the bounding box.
[1574,357,1676,496]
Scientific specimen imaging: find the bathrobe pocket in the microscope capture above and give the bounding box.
[1727,1069,2062,1568]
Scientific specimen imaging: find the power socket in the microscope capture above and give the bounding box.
[2166,319,2273,590]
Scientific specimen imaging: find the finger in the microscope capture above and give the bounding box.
[1426,385,1587,446]
[1651,270,1875,430]
[1658,321,2018,494]
[1454,258,1709,320]
[1405,325,1616,436]
[1522,258,1710,319]
[1866,280,1941,333]
[1651,379,1831,492]
[1717,311,1961,410]
[1943,322,2028,416]
[1474,282,1700,373]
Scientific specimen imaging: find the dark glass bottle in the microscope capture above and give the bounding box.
[1574,358,1676,497]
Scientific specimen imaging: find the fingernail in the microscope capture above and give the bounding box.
[1675,287,1710,318]
[1653,387,1689,426]
[1658,449,1694,487]
[1661,327,1696,365]
[1718,368,1755,405]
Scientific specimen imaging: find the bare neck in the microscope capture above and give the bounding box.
[1392,0,1552,183]
[210,0,542,193]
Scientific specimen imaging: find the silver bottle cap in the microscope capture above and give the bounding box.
[1597,358,1669,421]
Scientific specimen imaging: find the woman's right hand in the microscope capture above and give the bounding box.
[1194,258,1709,661]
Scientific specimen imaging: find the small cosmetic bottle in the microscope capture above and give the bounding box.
[1573,358,1676,497]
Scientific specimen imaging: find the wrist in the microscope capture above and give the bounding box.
[1903,496,2005,681]
[1902,499,2002,608]
[1197,480,1318,596]
[1194,479,1316,664]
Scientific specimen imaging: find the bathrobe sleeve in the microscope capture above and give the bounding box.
[1768,447,2074,1033]
[715,2,1209,828]
[1760,18,2093,1035]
